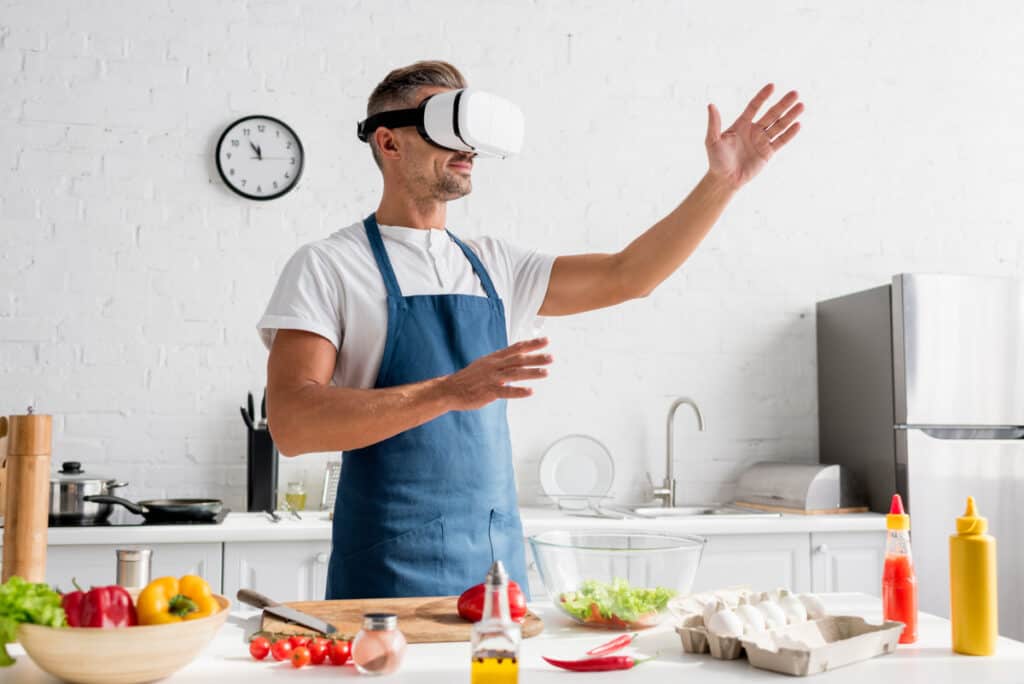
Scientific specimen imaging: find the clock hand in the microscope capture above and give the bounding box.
[256,144,262,160]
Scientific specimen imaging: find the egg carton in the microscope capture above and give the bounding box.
[675,612,746,660]
[675,613,905,675]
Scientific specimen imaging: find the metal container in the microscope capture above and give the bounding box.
[115,548,152,589]
[733,462,866,513]
[48,461,128,525]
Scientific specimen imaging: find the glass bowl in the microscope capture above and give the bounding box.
[528,531,705,630]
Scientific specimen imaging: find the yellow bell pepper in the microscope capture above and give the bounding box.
[137,575,219,625]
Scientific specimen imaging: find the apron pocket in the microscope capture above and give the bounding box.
[488,509,525,567]
[338,516,445,598]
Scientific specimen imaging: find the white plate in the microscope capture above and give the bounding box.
[538,434,614,501]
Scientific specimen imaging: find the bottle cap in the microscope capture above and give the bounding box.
[362,612,398,631]
[956,496,988,535]
[485,560,508,587]
[886,493,910,531]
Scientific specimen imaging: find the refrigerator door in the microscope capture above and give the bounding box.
[905,428,1024,640]
[893,273,1024,427]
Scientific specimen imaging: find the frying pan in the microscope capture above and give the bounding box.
[83,495,222,523]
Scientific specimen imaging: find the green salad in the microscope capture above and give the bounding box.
[0,576,66,666]
[559,578,676,627]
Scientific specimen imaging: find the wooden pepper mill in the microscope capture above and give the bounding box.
[1,407,52,583]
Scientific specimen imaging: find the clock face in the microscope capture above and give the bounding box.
[216,115,304,200]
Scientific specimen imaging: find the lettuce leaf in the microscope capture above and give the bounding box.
[0,576,66,666]
[559,578,676,623]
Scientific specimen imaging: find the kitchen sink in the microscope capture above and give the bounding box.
[595,503,781,519]
[633,505,780,518]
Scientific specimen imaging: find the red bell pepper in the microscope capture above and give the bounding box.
[457,580,527,623]
[62,579,138,628]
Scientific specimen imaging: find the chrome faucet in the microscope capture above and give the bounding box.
[651,397,706,508]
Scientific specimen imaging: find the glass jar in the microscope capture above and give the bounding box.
[284,481,306,510]
[351,613,407,676]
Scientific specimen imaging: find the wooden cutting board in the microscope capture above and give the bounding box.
[260,596,544,643]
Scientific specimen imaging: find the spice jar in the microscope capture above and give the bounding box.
[352,613,407,676]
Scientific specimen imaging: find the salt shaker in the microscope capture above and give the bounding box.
[351,613,407,676]
[115,548,153,589]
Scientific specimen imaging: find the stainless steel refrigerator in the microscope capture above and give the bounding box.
[817,273,1024,640]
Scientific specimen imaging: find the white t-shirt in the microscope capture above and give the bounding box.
[257,221,555,389]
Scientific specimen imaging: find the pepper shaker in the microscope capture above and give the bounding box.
[116,548,153,589]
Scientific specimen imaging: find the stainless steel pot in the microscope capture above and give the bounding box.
[49,461,128,525]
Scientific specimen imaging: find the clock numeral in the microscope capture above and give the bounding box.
[286,141,292,149]
[226,152,231,159]
[290,157,296,165]
[275,130,281,137]
[243,128,251,136]
[229,168,235,175]
[284,172,290,179]
[273,181,279,189]
[241,179,247,187]
[257,185,262,193]
[257,124,266,133]
[230,139,239,147]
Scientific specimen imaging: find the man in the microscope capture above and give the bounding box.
[259,61,802,600]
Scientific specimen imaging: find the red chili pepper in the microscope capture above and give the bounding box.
[586,632,638,657]
[543,655,651,672]
[62,578,138,628]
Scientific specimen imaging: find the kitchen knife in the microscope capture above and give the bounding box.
[246,392,255,423]
[237,588,338,635]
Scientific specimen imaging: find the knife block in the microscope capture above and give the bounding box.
[246,424,278,512]
[2,411,52,582]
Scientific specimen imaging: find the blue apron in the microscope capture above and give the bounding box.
[326,213,529,600]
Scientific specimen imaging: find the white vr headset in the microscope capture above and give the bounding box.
[357,88,524,159]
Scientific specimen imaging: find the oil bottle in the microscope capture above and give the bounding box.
[470,560,520,684]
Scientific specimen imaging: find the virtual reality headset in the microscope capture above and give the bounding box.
[357,88,524,159]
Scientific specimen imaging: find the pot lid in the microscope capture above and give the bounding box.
[51,461,117,484]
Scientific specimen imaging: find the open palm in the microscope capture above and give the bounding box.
[706,84,804,189]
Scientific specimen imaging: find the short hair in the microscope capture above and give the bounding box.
[365,60,467,168]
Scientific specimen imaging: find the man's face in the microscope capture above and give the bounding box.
[383,86,475,202]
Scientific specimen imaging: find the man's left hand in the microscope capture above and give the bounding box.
[705,83,803,190]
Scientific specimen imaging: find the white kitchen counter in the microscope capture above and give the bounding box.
[5,594,1023,683]
[25,507,883,546]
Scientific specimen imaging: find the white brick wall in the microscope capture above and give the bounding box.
[2,1,1022,511]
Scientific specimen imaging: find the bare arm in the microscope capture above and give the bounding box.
[540,84,803,317]
[267,330,552,456]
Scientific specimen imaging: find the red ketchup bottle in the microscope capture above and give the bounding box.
[882,493,918,644]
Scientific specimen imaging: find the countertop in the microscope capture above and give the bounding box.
[5,594,1023,682]
[22,507,885,546]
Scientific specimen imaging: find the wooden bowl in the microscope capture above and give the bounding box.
[17,594,230,684]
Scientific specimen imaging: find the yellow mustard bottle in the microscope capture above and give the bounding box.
[949,496,998,655]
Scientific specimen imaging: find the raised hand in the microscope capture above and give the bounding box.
[706,84,803,189]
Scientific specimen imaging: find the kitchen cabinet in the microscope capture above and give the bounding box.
[693,533,813,593]
[46,543,223,592]
[810,531,885,595]
[222,540,332,602]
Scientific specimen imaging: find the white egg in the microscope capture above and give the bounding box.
[798,593,827,620]
[702,598,725,624]
[755,592,787,629]
[734,596,767,634]
[707,606,745,638]
[777,590,808,624]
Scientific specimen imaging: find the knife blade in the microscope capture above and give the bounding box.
[237,588,338,635]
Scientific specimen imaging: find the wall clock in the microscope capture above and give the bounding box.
[216,115,304,200]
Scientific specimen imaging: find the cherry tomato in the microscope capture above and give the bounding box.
[248,636,271,660]
[291,646,311,669]
[288,635,311,649]
[457,580,528,623]
[270,638,293,662]
[307,639,328,665]
[326,639,352,665]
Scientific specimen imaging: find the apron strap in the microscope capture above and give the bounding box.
[363,214,403,298]
[448,231,501,302]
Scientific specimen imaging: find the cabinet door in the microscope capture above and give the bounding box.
[693,534,812,593]
[223,541,332,602]
[810,532,885,595]
[47,543,223,592]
